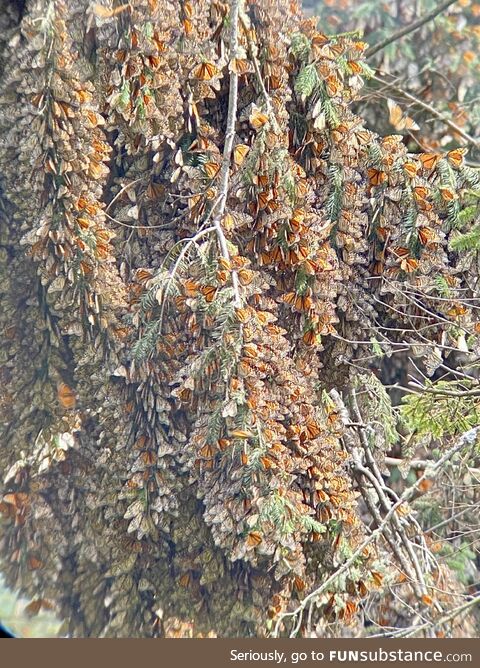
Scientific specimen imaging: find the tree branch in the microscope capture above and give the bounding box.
[212,0,242,307]
[365,0,458,59]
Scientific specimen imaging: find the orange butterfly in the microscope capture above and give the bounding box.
[347,60,363,74]
[92,3,130,19]
[229,58,252,75]
[401,257,418,273]
[418,227,436,245]
[302,329,317,346]
[439,186,457,202]
[201,286,217,302]
[233,144,249,166]
[246,531,262,547]
[203,162,220,179]
[57,383,76,409]
[199,443,216,458]
[413,186,430,200]
[447,148,467,169]
[419,152,440,171]
[387,99,419,131]
[238,269,254,286]
[230,429,252,439]
[193,62,220,81]
[249,107,269,130]
[368,168,387,186]
[403,161,418,178]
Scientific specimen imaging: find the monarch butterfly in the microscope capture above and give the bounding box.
[417,227,435,245]
[390,246,409,259]
[246,531,262,547]
[92,4,130,19]
[297,295,312,311]
[355,129,371,145]
[266,74,281,90]
[387,99,420,131]
[357,580,369,597]
[183,279,199,297]
[439,186,457,202]
[134,269,152,284]
[311,32,329,46]
[199,443,216,458]
[231,429,252,439]
[229,58,252,75]
[57,383,76,409]
[216,269,229,284]
[235,307,251,323]
[290,209,305,230]
[322,42,344,60]
[325,75,341,97]
[305,420,321,439]
[340,601,358,622]
[233,144,249,166]
[257,191,270,210]
[302,329,317,346]
[260,456,274,470]
[179,573,192,588]
[347,60,363,74]
[447,147,467,169]
[403,161,418,178]
[447,303,467,318]
[142,450,156,465]
[24,599,54,617]
[293,577,306,592]
[203,162,219,179]
[282,292,296,307]
[231,255,250,269]
[200,286,217,302]
[417,198,433,212]
[242,345,258,360]
[367,168,387,186]
[413,186,430,201]
[238,269,254,286]
[401,257,418,273]
[323,594,336,619]
[419,152,440,171]
[192,62,219,81]
[314,489,328,504]
[249,107,269,130]
[217,438,231,451]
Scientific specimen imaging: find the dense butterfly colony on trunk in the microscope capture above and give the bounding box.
[1,0,479,637]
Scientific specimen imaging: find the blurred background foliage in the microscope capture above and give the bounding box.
[0,576,61,637]
[304,0,480,162]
